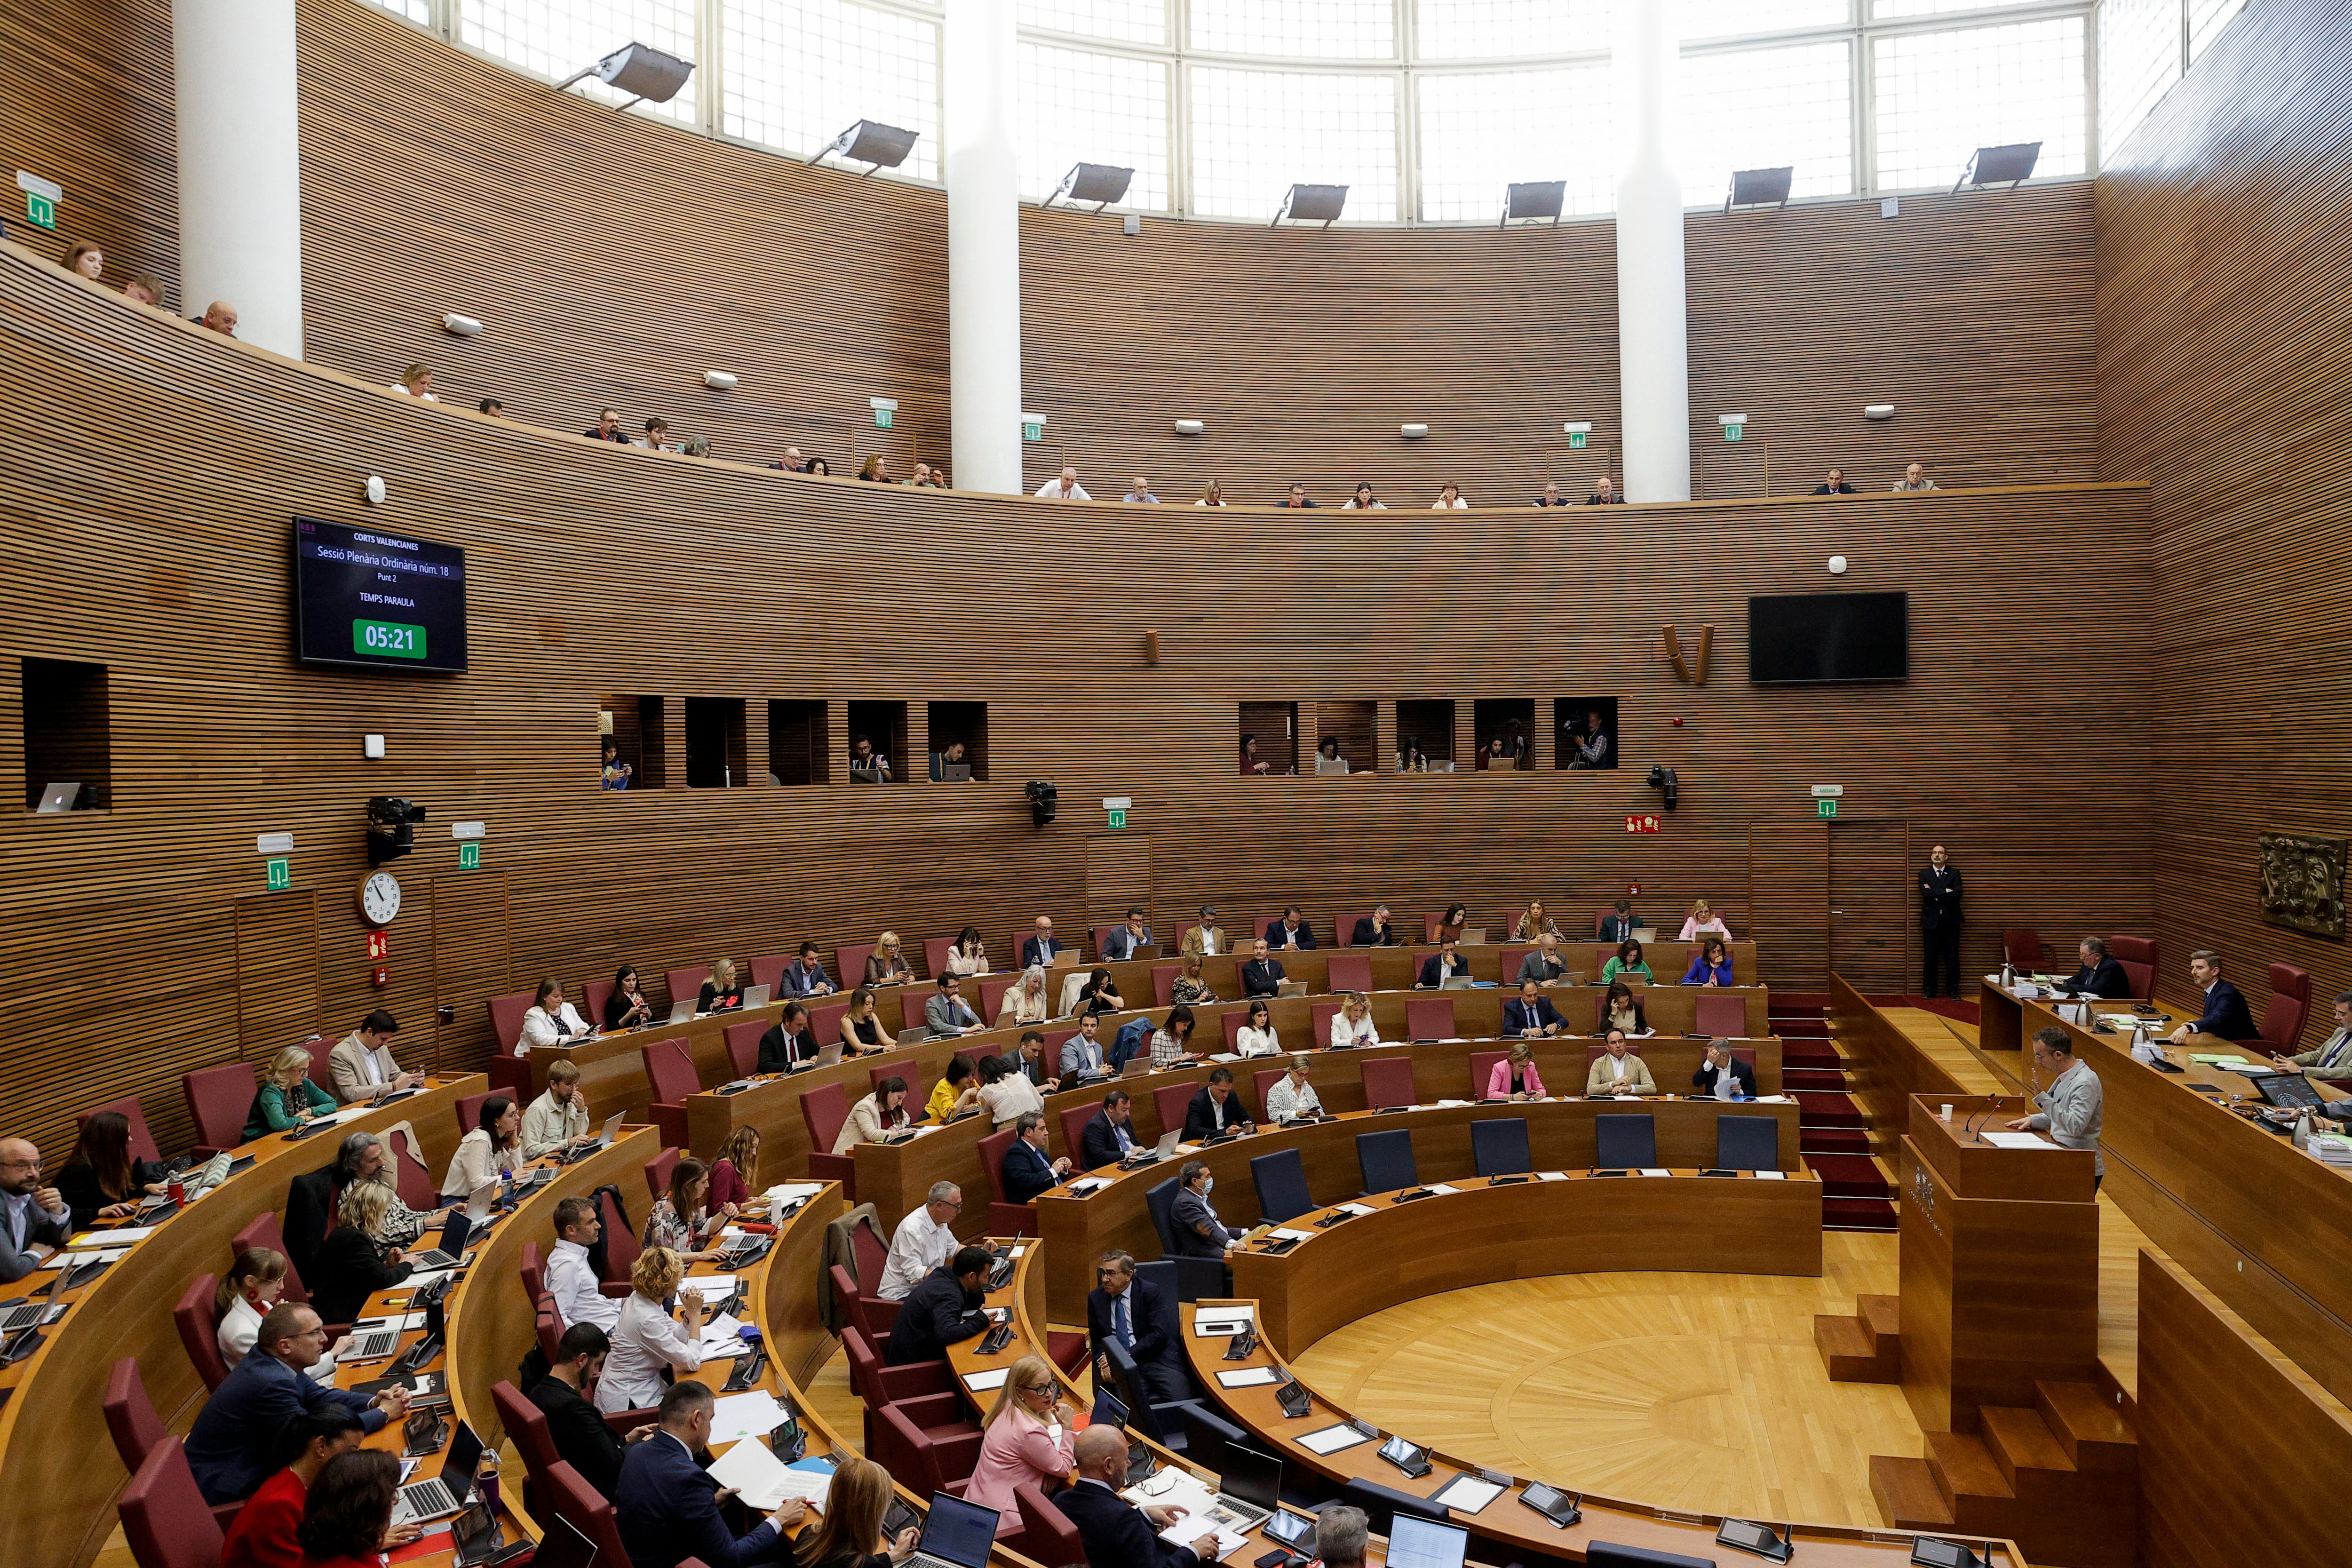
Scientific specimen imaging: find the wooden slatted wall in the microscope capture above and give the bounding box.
[2097,0,2352,1014]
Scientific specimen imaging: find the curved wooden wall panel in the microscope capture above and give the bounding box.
[2097,0,2352,1018]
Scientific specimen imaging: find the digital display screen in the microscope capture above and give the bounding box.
[294,517,468,672]
[1748,591,1907,684]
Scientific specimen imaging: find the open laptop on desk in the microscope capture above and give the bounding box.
[1120,1127,1183,1169]
[901,1492,1001,1568]
[389,1417,483,1527]
[1457,928,1487,945]
[1440,976,1478,991]
[740,984,771,1009]
[561,1110,629,1163]
[1201,1442,1282,1531]
[402,1205,477,1273]
[0,1258,71,1336]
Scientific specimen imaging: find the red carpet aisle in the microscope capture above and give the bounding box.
[1778,994,1897,1231]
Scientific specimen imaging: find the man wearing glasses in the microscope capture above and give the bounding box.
[0,1139,69,1282]
[185,1302,410,1503]
[877,1181,962,1301]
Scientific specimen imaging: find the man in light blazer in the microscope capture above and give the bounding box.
[2272,991,2352,1081]
[328,1011,421,1104]
[1585,1031,1657,1097]
[1179,906,1227,958]
[2008,1026,2104,1183]
[922,974,981,1037]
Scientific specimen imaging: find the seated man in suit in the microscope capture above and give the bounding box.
[1267,907,1316,950]
[2061,936,2133,1000]
[2168,948,2259,1043]
[1418,938,1472,987]
[328,1010,421,1104]
[1314,1508,1371,1568]
[1102,907,1155,962]
[1179,905,1227,958]
[1170,1159,1242,1257]
[1240,938,1287,999]
[779,943,835,999]
[0,1137,71,1283]
[1000,1031,1051,1088]
[1022,916,1067,970]
[1503,979,1567,1037]
[1060,1013,1112,1079]
[1080,1090,1137,1168]
[1351,903,1402,947]
[1812,467,1857,495]
[923,973,982,1037]
[1001,1110,1071,1204]
[1691,1039,1758,1100]
[2272,990,2352,1081]
[1585,1030,1658,1097]
[1183,1067,1254,1140]
[1599,899,1642,944]
[185,1302,407,1504]
[756,1003,817,1073]
[614,1379,804,1568]
[1087,1250,1188,1404]
[528,1322,657,1497]
[1517,932,1571,985]
[883,1245,994,1365]
[1063,1425,1222,1568]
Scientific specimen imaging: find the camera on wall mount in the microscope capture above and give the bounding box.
[1645,766,1679,811]
[1024,780,1059,828]
[366,797,429,864]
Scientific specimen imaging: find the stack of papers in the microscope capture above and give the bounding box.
[1215,1367,1284,1389]
[69,1227,155,1248]
[1431,1098,1473,1109]
[695,1313,750,1358]
[1982,1132,2057,1151]
[2191,1053,2250,1066]
[706,1437,834,1508]
[707,1391,788,1445]
[47,1246,127,1267]
[762,1182,824,1205]
[964,1367,1010,1392]
[2309,1133,2352,1168]
[684,1274,740,1303]
[1064,1176,1112,1196]
[1265,1227,1314,1242]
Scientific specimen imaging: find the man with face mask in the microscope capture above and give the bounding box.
[1170,1161,1242,1257]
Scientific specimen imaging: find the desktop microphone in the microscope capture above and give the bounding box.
[1962,1096,2003,1145]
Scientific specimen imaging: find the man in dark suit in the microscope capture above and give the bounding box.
[2062,937,2132,1000]
[1586,477,1625,503]
[1022,916,1067,970]
[1277,483,1319,508]
[613,1380,801,1568]
[1691,1040,1758,1100]
[1001,1111,1070,1204]
[1080,1090,1137,1168]
[185,1303,405,1503]
[1063,1426,1221,1567]
[1598,899,1641,944]
[999,1032,1050,1089]
[1812,468,1857,494]
[1918,844,1965,998]
[1182,1068,1253,1140]
[1351,904,1401,947]
[1240,938,1287,999]
[1087,1250,1188,1404]
[778,943,835,999]
[883,1246,993,1365]
[2169,949,2260,1043]
[528,1323,655,1497]
[1102,907,1154,961]
[1267,907,1316,950]
[1418,938,1471,987]
[1502,979,1566,1037]
[756,1003,817,1072]
[1170,1160,1241,1257]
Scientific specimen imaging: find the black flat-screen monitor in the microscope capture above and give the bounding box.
[1748,592,1906,684]
[294,517,468,672]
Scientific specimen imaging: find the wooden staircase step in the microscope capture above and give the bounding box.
[1980,1406,2074,1493]
[1814,1313,1875,1377]
[1869,1455,1955,1531]
[2035,1380,2139,1472]
[1926,1431,2014,1511]
[1859,1293,1900,1348]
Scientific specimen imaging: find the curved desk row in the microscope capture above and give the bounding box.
[0,1074,485,1568]
[1037,1098,1805,1322]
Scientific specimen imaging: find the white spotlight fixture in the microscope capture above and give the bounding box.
[811,120,920,174]
[1174,419,1204,436]
[1828,555,1850,575]
[1046,163,1134,211]
[1864,404,1895,421]
[704,371,739,390]
[1271,183,1348,228]
[555,42,695,111]
[441,313,482,338]
[1400,423,1429,440]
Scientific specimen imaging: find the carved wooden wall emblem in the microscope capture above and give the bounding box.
[1663,624,1712,685]
[2258,831,2346,939]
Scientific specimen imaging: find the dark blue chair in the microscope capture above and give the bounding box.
[1595,1113,1656,1169]
[1178,1401,1248,1476]
[1470,1117,1531,1177]
[1716,1114,1779,1172]
[1144,1175,1230,1301]
[1356,1129,1418,1194]
[1104,1338,1200,1451]
[1340,1476,1452,1534]
[1251,1148,1316,1222]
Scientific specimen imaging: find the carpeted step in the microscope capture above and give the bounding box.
[1823,1196,1899,1230]
[1785,1067,1848,1092]
[1803,1153,1891,1199]
[1781,1041,1842,1070]
[1795,1090,1867,1128]
[1801,1127,1872,1155]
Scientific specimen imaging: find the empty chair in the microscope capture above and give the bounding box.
[182,1064,256,1156]
[875,1401,985,1497]
[798,1082,857,1201]
[1250,1148,1316,1222]
[1355,1128,1418,1194]
[664,965,710,1014]
[1692,992,1747,1038]
[2108,935,2159,999]
[638,1037,700,1151]
[488,988,537,1054]
[1057,1101,1099,1165]
[1471,1117,1531,1178]
[2262,963,2314,1051]
[1179,1400,1249,1475]
[829,1262,898,1341]
[721,1020,763,1079]
[116,1439,224,1568]
[1403,997,1455,1042]
[104,1356,170,1475]
[1596,1113,1656,1169]
[748,953,795,994]
[1327,953,1375,992]
[1143,1176,1226,1301]
[173,1274,230,1392]
[2001,930,2044,968]
[1359,1056,1416,1109]
[1152,965,1180,1006]
[1716,1114,1780,1172]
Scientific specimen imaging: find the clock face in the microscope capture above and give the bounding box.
[360,871,403,926]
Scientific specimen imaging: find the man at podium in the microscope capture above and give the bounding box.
[2007,1026,2105,1185]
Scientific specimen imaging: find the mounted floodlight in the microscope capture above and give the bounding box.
[1047,163,1134,211]
[1724,166,1794,213]
[554,42,694,111]
[1271,183,1348,228]
[1954,142,2040,193]
[810,120,920,174]
[1501,180,1566,228]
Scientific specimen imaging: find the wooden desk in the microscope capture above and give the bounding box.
[0,1074,482,1568]
[1036,1098,1804,1322]
[1231,1172,1822,1356]
[1183,1303,2024,1568]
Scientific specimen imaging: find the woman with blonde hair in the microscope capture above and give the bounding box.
[1678,899,1732,941]
[1329,991,1379,1049]
[864,932,914,985]
[1172,954,1217,1006]
[313,1180,414,1324]
[1484,1040,1547,1103]
[245,1045,336,1138]
[696,958,745,1013]
[1195,480,1228,507]
[996,964,1050,1026]
[710,1123,760,1209]
[839,987,897,1052]
[597,1245,705,1413]
[963,1353,1073,1529]
[215,1247,293,1369]
[795,1453,919,1566]
[393,363,437,401]
[1511,900,1565,942]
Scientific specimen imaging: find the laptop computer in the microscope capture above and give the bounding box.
[1385,1513,1471,1568]
[1205,1442,1282,1531]
[389,1417,482,1526]
[740,984,771,1009]
[1049,950,1085,969]
[1457,928,1487,946]
[1440,976,1478,991]
[1120,1127,1183,1169]
[2257,1073,2324,1109]
[813,1041,844,1068]
[562,1110,629,1163]
[402,1208,475,1272]
[33,782,79,813]
[1276,979,1309,998]
[902,1491,1001,1568]
[0,1258,72,1335]
[1091,1390,1156,1484]
[667,1000,697,1023]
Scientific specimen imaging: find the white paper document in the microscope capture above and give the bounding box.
[696,1312,750,1357]
[1267,1228,1314,1242]
[1216,1367,1285,1389]
[762,1182,824,1205]
[683,1274,740,1302]
[1755,1170,1787,1180]
[1638,1168,1672,1178]
[1338,1202,1377,1215]
[704,1434,822,1510]
[1982,1131,2058,1150]
[1430,1474,1504,1513]
[706,1391,788,1446]
[964,1367,1010,1392]
[1065,1177,1112,1195]
[1298,1423,1376,1456]
[69,1227,155,1248]
[1419,1183,1460,1195]
[1536,1172,1569,1182]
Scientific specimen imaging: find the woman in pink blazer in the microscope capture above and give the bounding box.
[963,1353,1074,1530]
[1486,1041,1547,1101]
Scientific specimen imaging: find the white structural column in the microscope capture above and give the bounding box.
[173,0,306,358]
[1611,0,1691,503]
[943,0,1024,494]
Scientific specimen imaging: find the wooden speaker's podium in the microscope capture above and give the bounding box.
[1898,1094,2099,1431]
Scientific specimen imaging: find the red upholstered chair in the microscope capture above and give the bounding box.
[1058,1102,1100,1165]
[644,1148,680,1204]
[722,1020,764,1080]
[974,975,1016,1022]
[595,1189,640,1283]
[1152,965,1180,1006]
[535,1295,563,1364]
[799,1082,858,1201]
[850,1213,890,1290]
[299,1035,336,1094]
[1692,993,1748,1038]
[1335,913,1371,948]
[2108,936,2159,999]
[173,1274,230,1392]
[922,938,956,979]
[2001,930,2045,968]
[1252,1068,1287,1115]
[1250,915,1279,941]
[1360,1057,1418,1109]
[1499,945,1533,982]
[748,953,794,994]
[665,965,711,1014]
[1327,953,1375,993]
[486,1053,533,1105]
[82,1097,163,1165]
[182,1063,255,1156]
[455,1090,493,1138]
[978,1125,1036,1235]
[899,989,931,1031]
[232,1212,307,1301]
[876,1401,985,1498]
[1469,1051,1507,1100]
[104,1357,169,1475]
[1045,1330,1090,1378]
[639,1037,701,1153]
[1404,998,1455,1041]
[1593,909,1618,938]
[117,1438,227,1568]
[488,989,536,1055]
[520,1242,547,1305]
[2263,963,2313,1051]
[1310,1002,1343,1047]
[582,978,617,1030]
[870,1057,933,1111]
[385,1126,437,1211]
[1016,1482,1085,1565]
[830,1262,898,1341]
[835,947,876,989]
[1007,929,1044,967]
[808,1001,851,1047]
[1041,1025,1080,1061]
[493,1379,561,1516]
[842,1325,957,1410]
[1220,1012,1248,1051]
[543,1462,632,1568]
[1421,912,1449,942]
[1152,1082,1194,1138]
